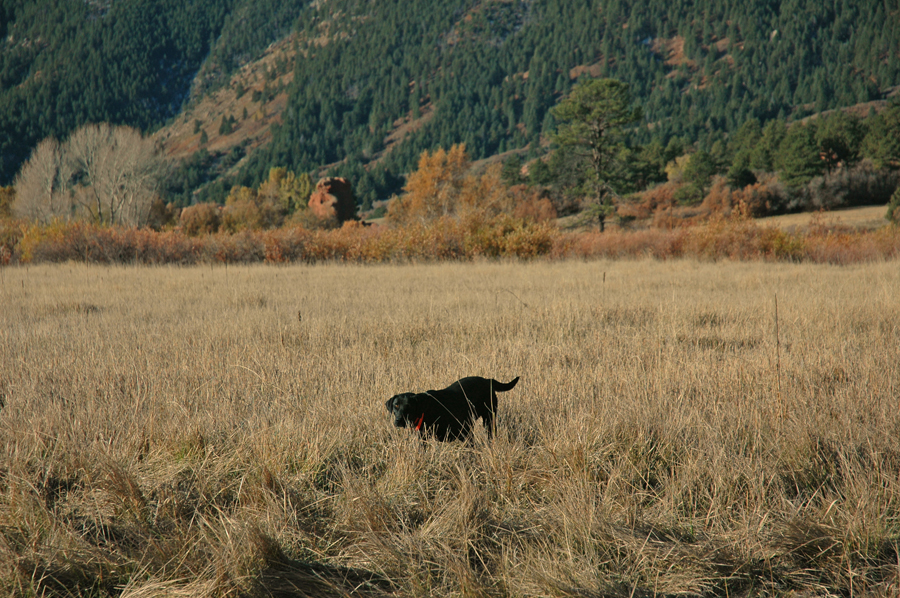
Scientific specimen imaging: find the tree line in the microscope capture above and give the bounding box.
[7,82,900,231]
[505,89,900,225]
[2,0,898,208]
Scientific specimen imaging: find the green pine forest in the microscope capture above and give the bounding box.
[2,0,899,210]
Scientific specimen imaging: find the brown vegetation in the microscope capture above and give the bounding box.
[2,142,898,267]
[1,260,899,596]
[0,209,898,266]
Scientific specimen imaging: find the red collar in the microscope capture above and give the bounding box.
[415,413,425,431]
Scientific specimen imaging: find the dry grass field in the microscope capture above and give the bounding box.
[1,259,899,597]
[758,206,892,232]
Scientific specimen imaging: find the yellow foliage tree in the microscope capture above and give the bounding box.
[388,144,470,225]
[387,144,555,227]
[665,154,692,183]
[258,167,312,215]
[222,186,262,232]
[278,170,313,213]
[224,167,312,231]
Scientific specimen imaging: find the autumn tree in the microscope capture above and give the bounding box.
[387,144,470,225]
[222,168,313,231]
[387,144,529,227]
[222,186,264,232]
[550,78,641,231]
[14,124,165,226]
[15,124,166,226]
[258,167,313,214]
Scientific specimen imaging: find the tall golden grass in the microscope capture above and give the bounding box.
[1,260,899,597]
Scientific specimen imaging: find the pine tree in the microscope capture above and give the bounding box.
[550,78,641,230]
[861,99,900,170]
[776,123,824,188]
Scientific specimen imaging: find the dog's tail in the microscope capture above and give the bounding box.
[492,376,519,392]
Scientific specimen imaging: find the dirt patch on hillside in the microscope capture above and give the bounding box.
[652,36,695,69]
[376,104,436,162]
[569,62,604,79]
[154,34,302,166]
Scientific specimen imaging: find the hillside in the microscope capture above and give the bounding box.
[2,0,899,208]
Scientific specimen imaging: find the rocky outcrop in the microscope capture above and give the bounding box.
[308,177,357,223]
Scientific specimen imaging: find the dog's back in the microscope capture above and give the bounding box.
[448,376,519,434]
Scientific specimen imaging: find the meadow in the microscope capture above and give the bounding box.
[1,259,899,597]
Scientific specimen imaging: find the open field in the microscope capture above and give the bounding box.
[1,260,899,597]
[758,205,892,232]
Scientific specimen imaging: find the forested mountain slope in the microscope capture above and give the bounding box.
[0,0,232,183]
[2,0,898,206]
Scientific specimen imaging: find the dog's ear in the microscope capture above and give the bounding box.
[385,395,397,413]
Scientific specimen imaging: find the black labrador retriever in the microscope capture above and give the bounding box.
[385,376,519,441]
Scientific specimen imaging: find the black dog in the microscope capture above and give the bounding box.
[385,376,519,441]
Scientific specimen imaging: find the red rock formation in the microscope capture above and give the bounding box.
[308,177,357,222]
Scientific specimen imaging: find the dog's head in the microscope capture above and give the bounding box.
[385,392,423,429]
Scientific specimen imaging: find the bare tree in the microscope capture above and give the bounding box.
[67,124,166,226]
[14,124,167,226]
[12,138,74,223]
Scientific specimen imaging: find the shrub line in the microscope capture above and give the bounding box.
[1,217,898,266]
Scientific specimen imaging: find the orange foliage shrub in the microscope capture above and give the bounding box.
[555,228,689,260]
[509,186,558,222]
[222,187,263,232]
[17,221,204,264]
[204,230,265,262]
[286,207,339,230]
[799,215,900,264]
[636,182,678,218]
[463,214,557,258]
[0,219,24,265]
[180,203,221,236]
[630,174,791,227]
[681,213,803,261]
[4,211,899,266]
[222,185,287,232]
[146,198,179,231]
[699,177,733,216]
[729,174,788,217]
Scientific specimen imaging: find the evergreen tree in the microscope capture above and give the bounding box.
[501,155,526,186]
[727,150,758,189]
[751,120,788,172]
[776,124,824,188]
[862,99,900,170]
[816,111,865,172]
[550,78,641,230]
